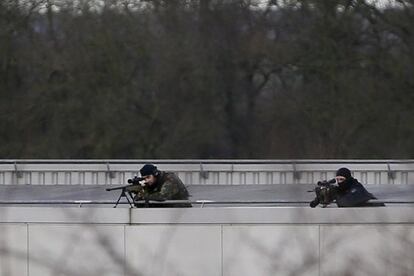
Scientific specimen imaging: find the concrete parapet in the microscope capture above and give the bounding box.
[0,206,413,275]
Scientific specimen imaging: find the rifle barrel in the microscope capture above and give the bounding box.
[106,184,137,192]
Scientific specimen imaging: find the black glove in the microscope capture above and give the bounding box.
[309,197,320,208]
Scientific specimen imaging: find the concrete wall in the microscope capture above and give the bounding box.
[1,207,413,276]
[1,159,414,185]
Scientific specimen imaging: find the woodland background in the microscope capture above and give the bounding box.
[1,0,413,159]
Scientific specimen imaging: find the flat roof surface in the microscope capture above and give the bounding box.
[0,184,413,207]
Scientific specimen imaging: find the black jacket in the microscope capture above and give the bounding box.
[335,178,376,207]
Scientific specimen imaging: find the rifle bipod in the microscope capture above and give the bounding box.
[113,188,134,208]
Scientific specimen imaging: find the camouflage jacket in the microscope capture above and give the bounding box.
[128,171,190,203]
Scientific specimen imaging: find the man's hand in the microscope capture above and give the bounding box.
[136,188,146,200]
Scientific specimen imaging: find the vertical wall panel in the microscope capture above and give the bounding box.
[402,172,408,185]
[239,172,247,185]
[22,172,31,185]
[183,172,193,186]
[28,224,125,276]
[125,225,222,276]
[279,172,287,184]
[265,172,273,184]
[217,172,225,185]
[78,172,85,185]
[226,172,233,185]
[44,172,51,185]
[58,172,66,185]
[85,173,93,185]
[91,172,98,185]
[39,172,45,185]
[320,225,414,276]
[214,172,221,184]
[52,172,59,185]
[117,172,125,186]
[0,224,28,276]
[64,172,71,185]
[223,225,319,276]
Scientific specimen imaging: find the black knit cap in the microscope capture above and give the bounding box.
[336,167,352,179]
[140,164,158,177]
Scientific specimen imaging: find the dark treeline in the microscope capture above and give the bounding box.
[0,0,413,159]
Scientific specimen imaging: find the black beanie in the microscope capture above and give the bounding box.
[140,164,158,176]
[336,167,352,179]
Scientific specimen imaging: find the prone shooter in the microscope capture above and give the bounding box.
[106,164,191,208]
[309,167,379,208]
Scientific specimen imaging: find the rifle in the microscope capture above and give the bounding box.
[106,176,145,208]
[309,179,337,208]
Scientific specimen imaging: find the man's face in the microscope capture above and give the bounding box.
[142,174,156,186]
[335,176,346,184]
